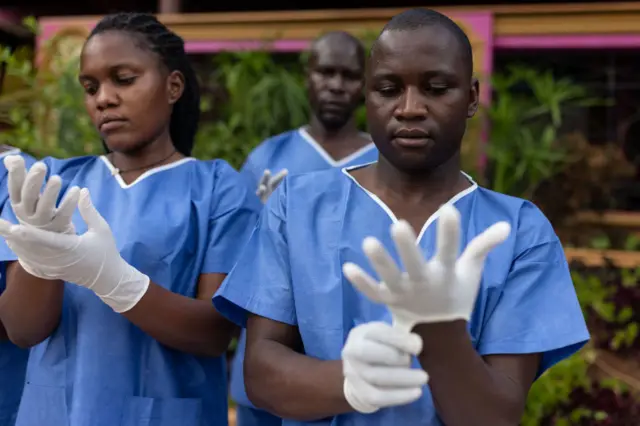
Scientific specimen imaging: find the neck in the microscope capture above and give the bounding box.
[372,153,468,204]
[108,132,180,173]
[307,115,362,145]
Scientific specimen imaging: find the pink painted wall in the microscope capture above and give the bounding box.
[495,34,640,49]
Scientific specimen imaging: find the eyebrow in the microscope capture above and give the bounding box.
[78,63,139,81]
[372,69,458,79]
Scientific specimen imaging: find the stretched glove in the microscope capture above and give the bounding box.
[4,155,80,234]
[256,169,288,203]
[342,321,428,414]
[343,204,511,333]
[0,188,149,313]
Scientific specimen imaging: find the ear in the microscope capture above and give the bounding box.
[467,76,480,118]
[167,70,185,105]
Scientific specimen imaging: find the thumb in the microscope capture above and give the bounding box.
[78,188,108,231]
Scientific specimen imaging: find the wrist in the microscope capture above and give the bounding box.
[414,320,470,357]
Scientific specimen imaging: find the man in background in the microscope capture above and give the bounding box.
[241,30,378,202]
[233,31,379,426]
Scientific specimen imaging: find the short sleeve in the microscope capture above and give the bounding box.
[201,161,262,274]
[213,179,295,328]
[477,238,590,376]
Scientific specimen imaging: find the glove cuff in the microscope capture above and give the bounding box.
[98,263,150,313]
[343,378,379,414]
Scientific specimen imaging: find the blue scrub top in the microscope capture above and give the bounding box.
[214,165,590,426]
[0,155,262,426]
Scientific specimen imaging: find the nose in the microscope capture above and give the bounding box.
[395,87,427,121]
[327,74,346,94]
[95,84,119,111]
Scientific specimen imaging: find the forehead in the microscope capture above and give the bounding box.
[80,31,159,74]
[311,39,362,71]
[369,27,466,77]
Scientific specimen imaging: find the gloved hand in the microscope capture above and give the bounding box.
[4,155,80,234]
[342,321,428,414]
[256,169,288,203]
[0,188,149,313]
[343,204,511,333]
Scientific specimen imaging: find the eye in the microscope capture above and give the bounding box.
[427,84,449,95]
[375,82,400,97]
[82,83,98,96]
[115,75,137,86]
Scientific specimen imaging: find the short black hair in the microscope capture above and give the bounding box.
[88,13,200,156]
[310,31,366,69]
[375,8,473,76]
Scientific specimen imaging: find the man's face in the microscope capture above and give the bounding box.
[366,27,478,173]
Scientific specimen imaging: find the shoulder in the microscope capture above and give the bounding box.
[258,129,300,149]
[286,166,346,189]
[195,158,247,183]
[39,155,100,179]
[474,187,559,256]
[247,129,300,159]
[197,159,262,211]
[265,167,349,217]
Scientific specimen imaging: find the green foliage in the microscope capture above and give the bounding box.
[0,43,100,158]
[522,263,640,425]
[485,66,603,199]
[192,50,308,168]
[522,349,594,426]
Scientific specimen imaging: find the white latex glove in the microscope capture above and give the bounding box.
[0,188,149,313]
[343,204,511,333]
[4,155,80,234]
[256,169,288,203]
[342,321,428,414]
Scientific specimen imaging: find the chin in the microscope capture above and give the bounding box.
[382,150,440,174]
[319,114,349,130]
[103,134,148,154]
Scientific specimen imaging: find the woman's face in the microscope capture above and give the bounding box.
[79,31,184,154]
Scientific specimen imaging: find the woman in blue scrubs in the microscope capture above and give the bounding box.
[0,13,260,426]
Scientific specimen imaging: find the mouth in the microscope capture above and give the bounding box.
[321,101,348,112]
[99,118,128,133]
[392,129,433,148]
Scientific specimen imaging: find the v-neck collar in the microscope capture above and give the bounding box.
[341,162,478,243]
[298,127,376,167]
[100,155,196,189]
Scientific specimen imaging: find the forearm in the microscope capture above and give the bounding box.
[245,338,351,421]
[122,281,235,357]
[0,261,63,348]
[416,321,525,426]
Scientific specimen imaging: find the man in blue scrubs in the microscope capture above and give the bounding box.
[215,8,589,426]
[241,31,379,203]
